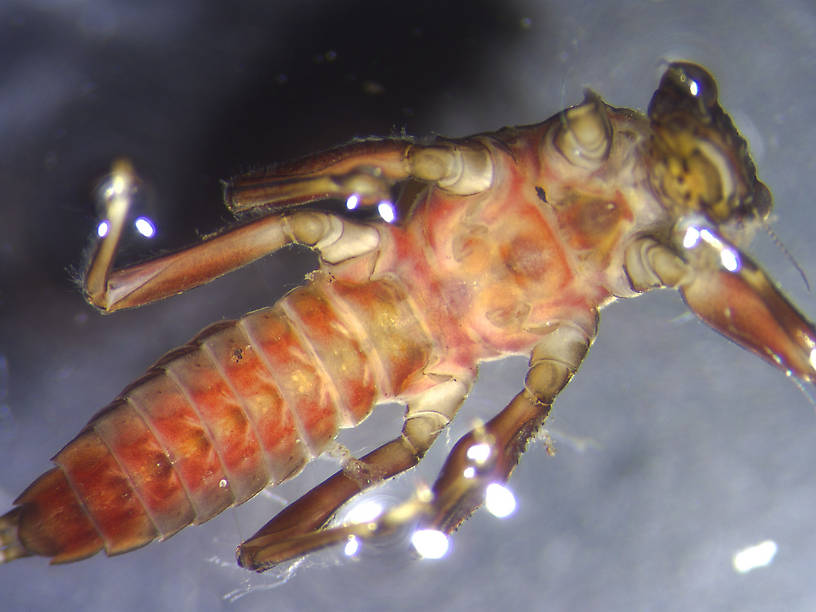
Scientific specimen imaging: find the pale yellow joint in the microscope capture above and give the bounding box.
[284,211,335,246]
[648,244,691,287]
[524,324,593,402]
[315,218,381,264]
[402,379,470,454]
[524,361,571,402]
[555,94,612,170]
[286,211,380,263]
[409,144,493,195]
[529,324,591,372]
[624,238,690,292]
[85,159,137,309]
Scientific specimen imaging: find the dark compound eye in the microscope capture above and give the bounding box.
[648,62,720,121]
[667,62,718,109]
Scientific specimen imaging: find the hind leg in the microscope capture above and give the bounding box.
[236,379,470,571]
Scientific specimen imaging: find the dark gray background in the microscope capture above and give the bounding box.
[2,1,816,610]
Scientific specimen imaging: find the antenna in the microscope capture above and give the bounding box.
[759,211,811,293]
[790,376,816,413]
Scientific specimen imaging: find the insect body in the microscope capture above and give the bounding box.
[2,63,815,571]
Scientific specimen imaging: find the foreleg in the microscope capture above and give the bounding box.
[624,231,816,382]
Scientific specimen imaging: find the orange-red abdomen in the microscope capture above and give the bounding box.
[6,277,435,562]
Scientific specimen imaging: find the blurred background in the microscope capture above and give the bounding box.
[2,1,816,610]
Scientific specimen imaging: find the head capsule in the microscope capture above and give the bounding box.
[646,62,771,241]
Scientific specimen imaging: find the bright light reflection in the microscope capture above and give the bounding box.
[346,194,359,210]
[687,226,741,272]
[343,499,384,524]
[732,539,777,573]
[377,200,396,223]
[699,228,717,244]
[344,536,360,557]
[809,348,816,372]
[682,225,701,249]
[134,216,156,238]
[463,466,476,479]
[689,79,699,97]
[112,173,127,194]
[97,220,110,238]
[484,483,516,518]
[466,442,491,465]
[411,529,449,559]
[719,247,740,272]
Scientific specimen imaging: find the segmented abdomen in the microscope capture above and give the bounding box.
[7,276,433,562]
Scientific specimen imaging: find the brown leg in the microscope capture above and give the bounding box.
[420,320,595,535]
[236,379,470,571]
[225,137,494,215]
[237,318,595,571]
